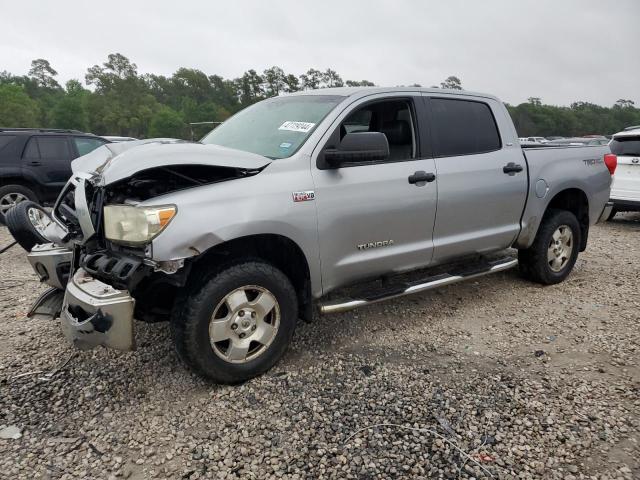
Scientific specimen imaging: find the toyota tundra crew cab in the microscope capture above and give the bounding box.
[9,87,616,384]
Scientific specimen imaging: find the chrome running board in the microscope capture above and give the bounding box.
[319,257,518,314]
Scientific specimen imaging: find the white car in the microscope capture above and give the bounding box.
[608,130,640,218]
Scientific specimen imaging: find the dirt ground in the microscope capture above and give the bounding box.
[0,215,638,479]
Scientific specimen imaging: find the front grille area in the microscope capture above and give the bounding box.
[81,250,149,290]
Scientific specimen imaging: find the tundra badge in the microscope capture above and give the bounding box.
[357,240,394,250]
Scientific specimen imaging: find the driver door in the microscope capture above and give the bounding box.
[311,94,438,294]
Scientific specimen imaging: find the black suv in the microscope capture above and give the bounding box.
[0,128,109,223]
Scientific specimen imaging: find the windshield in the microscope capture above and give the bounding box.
[201,95,343,159]
[610,136,640,156]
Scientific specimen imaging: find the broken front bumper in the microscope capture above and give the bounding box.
[27,243,72,290]
[61,268,135,351]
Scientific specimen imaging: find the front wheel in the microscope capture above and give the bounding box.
[0,184,38,225]
[171,261,298,383]
[518,209,581,285]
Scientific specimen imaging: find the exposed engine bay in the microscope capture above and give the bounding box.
[103,164,262,203]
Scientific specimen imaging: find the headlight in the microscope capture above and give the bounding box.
[103,205,176,245]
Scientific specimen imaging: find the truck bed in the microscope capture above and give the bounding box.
[514,144,612,249]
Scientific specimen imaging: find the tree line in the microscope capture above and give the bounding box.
[1,54,638,140]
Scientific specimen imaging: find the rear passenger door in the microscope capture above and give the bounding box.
[22,135,75,188]
[424,95,527,262]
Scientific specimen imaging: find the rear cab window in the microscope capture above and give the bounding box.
[428,98,502,157]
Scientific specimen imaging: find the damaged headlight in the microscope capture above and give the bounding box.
[103,205,176,245]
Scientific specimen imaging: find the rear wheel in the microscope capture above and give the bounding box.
[518,209,581,285]
[0,185,38,225]
[171,261,298,383]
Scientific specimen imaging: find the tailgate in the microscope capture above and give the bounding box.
[611,155,640,200]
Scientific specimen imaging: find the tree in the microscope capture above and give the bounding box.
[86,53,139,91]
[527,97,542,106]
[300,69,323,90]
[263,66,286,97]
[0,84,40,126]
[322,69,343,88]
[346,80,375,87]
[28,59,60,89]
[234,69,264,104]
[50,80,89,130]
[283,74,300,93]
[614,99,635,109]
[440,76,462,90]
[148,106,184,138]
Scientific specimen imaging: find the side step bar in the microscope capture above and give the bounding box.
[319,257,518,314]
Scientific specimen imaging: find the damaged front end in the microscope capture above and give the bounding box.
[27,141,270,352]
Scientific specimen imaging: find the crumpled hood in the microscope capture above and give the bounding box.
[72,139,272,185]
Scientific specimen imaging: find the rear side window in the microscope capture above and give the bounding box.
[37,137,71,159]
[430,98,501,157]
[610,137,640,156]
[74,137,106,156]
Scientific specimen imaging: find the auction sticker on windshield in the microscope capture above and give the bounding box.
[279,121,315,133]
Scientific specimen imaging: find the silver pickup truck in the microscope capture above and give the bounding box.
[7,87,616,383]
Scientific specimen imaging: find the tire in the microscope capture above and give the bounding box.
[4,201,52,251]
[518,209,581,285]
[0,184,38,225]
[606,208,617,221]
[170,261,298,384]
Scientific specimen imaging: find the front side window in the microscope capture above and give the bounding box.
[430,98,501,157]
[201,95,343,159]
[36,137,71,160]
[610,136,640,156]
[339,99,416,161]
[74,137,106,156]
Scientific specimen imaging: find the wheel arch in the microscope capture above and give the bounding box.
[188,233,314,322]
[0,176,43,200]
[543,188,590,251]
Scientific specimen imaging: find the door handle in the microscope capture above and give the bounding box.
[29,161,42,166]
[408,171,436,185]
[503,162,523,175]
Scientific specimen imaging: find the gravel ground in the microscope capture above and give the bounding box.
[0,216,638,480]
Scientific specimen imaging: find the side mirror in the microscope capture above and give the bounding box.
[323,132,389,167]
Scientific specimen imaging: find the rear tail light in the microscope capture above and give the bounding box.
[604,153,617,175]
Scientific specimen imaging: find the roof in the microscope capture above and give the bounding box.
[0,128,92,135]
[284,86,501,102]
[612,130,640,138]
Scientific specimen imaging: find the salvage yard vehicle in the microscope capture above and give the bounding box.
[0,128,110,224]
[607,129,640,219]
[6,87,615,384]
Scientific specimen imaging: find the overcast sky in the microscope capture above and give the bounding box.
[1,0,638,106]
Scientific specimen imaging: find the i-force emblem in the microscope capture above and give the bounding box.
[292,191,315,202]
